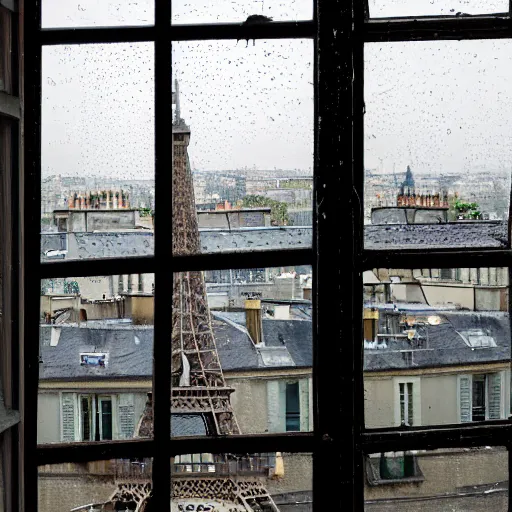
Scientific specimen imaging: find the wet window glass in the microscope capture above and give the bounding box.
[368,0,508,18]
[41,43,155,261]
[172,40,313,256]
[364,267,510,428]
[42,0,154,28]
[365,41,512,250]
[172,0,313,24]
[38,274,154,444]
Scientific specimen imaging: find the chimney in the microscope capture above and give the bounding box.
[245,299,263,345]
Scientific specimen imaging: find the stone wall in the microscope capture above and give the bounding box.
[38,471,115,512]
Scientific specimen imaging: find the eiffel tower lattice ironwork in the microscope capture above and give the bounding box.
[83,82,279,512]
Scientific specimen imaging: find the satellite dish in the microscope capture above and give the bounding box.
[428,315,441,325]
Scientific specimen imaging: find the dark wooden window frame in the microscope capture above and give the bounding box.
[15,0,512,510]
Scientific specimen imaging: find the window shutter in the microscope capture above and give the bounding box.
[267,381,286,433]
[118,394,135,439]
[299,379,310,432]
[61,393,77,441]
[458,375,472,423]
[488,373,503,420]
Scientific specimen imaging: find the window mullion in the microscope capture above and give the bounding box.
[315,1,362,511]
[153,0,172,509]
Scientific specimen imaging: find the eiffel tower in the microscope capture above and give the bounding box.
[85,82,280,512]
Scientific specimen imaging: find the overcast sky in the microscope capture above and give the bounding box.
[42,1,313,178]
[365,39,512,176]
[42,1,512,180]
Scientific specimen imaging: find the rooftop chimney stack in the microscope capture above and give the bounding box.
[245,299,263,345]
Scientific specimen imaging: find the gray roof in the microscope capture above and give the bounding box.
[364,221,507,250]
[39,325,153,380]
[41,221,509,260]
[39,316,312,380]
[364,311,511,372]
[212,312,312,370]
[39,310,508,379]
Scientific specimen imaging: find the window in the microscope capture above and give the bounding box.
[394,378,421,427]
[366,451,423,484]
[399,383,413,427]
[285,382,300,432]
[459,373,504,422]
[12,2,512,512]
[267,379,311,433]
[78,395,114,442]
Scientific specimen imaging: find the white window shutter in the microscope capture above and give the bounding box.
[488,372,503,420]
[118,394,135,439]
[61,393,77,441]
[267,381,286,433]
[299,379,310,432]
[458,375,472,423]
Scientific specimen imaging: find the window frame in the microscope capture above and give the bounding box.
[16,2,512,512]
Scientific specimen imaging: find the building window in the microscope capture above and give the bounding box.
[394,377,421,427]
[459,373,504,422]
[399,383,413,427]
[267,379,310,433]
[79,395,113,441]
[285,382,300,432]
[366,452,424,485]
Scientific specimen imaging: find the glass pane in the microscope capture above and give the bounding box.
[172,40,313,256]
[364,41,512,250]
[364,267,510,428]
[38,458,153,511]
[41,43,154,261]
[172,0,313,24]
[42,0,154,28]
[365,447,508,510]
[38,454,311,511]
[172,452,312,511]
[171,265,312,437]
[368,0,508,18]
[38,274,154,444]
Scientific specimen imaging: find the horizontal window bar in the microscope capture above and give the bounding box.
[37,433,314,466]
[170,20,315,41]
[39,248,313,278]
[170,432,315,457]
[39,25,156,45]
[40,256,155,278]
[0,92,20,119]
[38,20,315,46]
[361,421,512,453]
[362,249,512,271]
[172,248,313,272]
[364,14,512,42]
[37,439,155,466]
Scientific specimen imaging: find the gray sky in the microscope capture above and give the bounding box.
[365,39,512,176]
[42,0,312,27]
[42,2,313,178]
[368,0,507,17]
[42,1,512,181]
